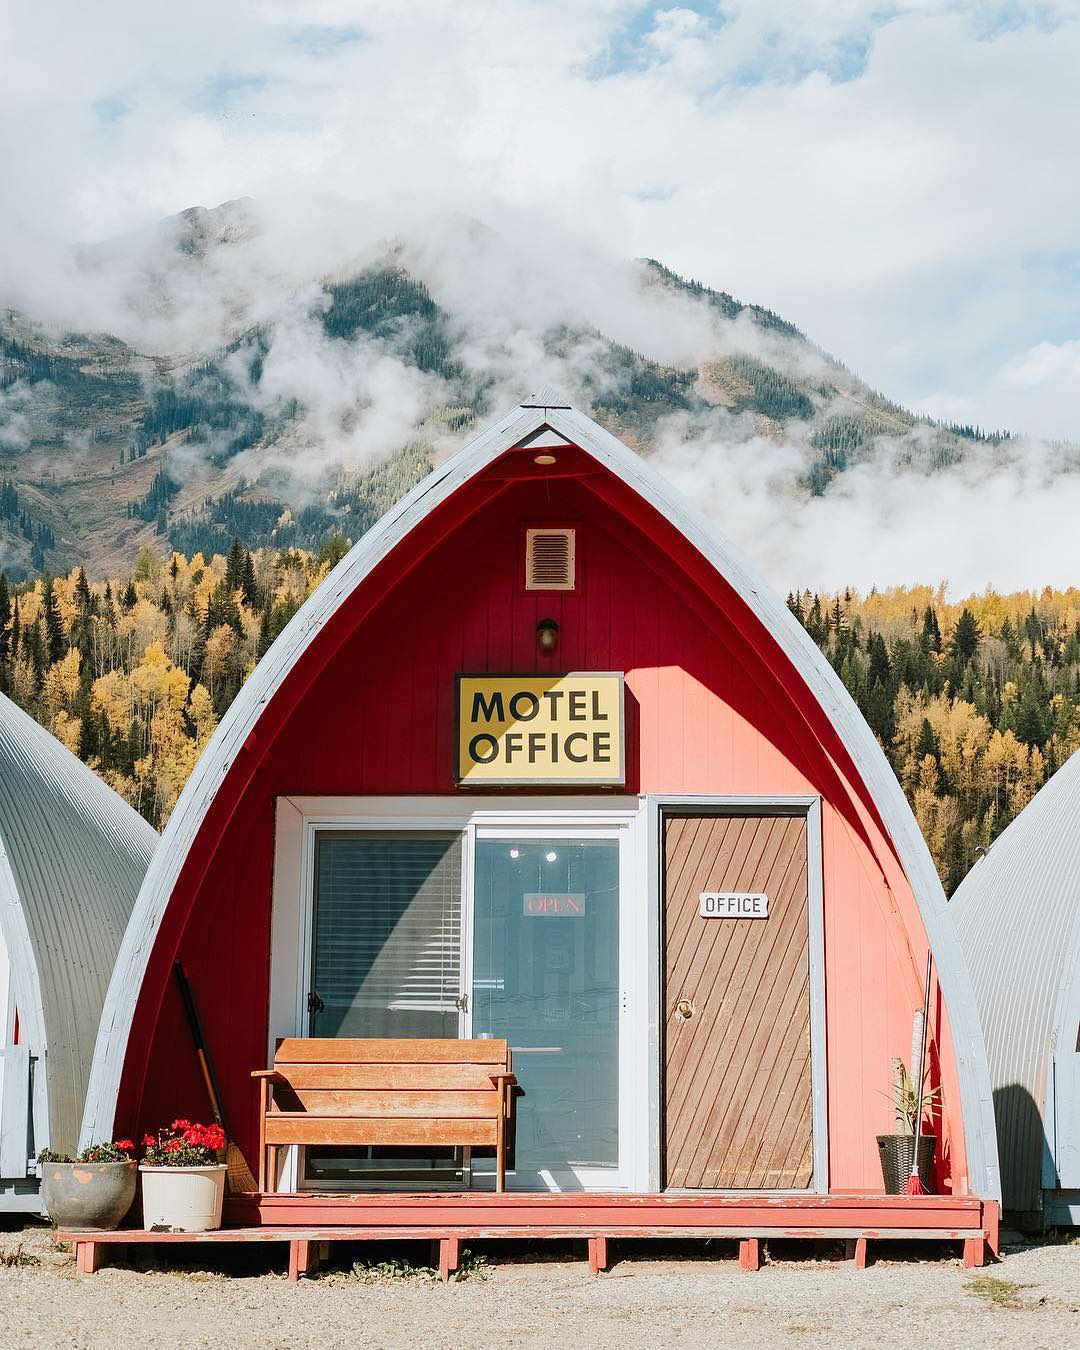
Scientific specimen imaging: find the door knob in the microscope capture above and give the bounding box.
[675,997,695,1021]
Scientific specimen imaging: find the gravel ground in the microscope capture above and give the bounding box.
[0,1225,1077,1349]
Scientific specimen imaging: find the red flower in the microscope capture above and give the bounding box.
[195,1123,225,1150]
[176,1121,225,1151]
[164,1138,182,1152]
[142,1134,156,1148]
[115,1139,134,1152]
[170,1118,191,1132]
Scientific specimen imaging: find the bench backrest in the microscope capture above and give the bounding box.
[268,1038,511,1117]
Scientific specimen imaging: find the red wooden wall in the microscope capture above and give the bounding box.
[117,448,968,1194]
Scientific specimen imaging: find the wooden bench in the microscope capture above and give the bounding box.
[252,1038,517,1193]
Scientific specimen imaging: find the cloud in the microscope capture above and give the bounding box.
[2,1,1079,592]
[916,337,1080,441]
[2,3,1078,432]
[0,383,35,453]
[652,408,1080,595]
[235,299,453,492]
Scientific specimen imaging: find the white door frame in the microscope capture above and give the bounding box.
[269,795,649,1192]
[647,795,828,1195]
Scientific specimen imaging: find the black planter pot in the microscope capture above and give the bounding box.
[877,1133,936,1194]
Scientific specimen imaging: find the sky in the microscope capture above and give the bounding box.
[3,1,1079,438]
[2,1,1079,591]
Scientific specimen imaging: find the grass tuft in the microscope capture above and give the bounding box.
[963,1275,1030,1309]
[324,1250,490,1284]
[348,1257,440,1284]
[0,1246,39,1268]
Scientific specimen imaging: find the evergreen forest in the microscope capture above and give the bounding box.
[0,545,1074,894]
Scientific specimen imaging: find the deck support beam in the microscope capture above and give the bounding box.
[588,1236,608,1275]
[963,1237,987,1268]
[75,1240,103,1275]
[739,1238,760,1272]
[984,1201,1000,1259]
[439,1236,460,1282]
[288,1239,315,1282]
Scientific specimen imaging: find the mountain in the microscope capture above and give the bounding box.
[0,199,1015,581]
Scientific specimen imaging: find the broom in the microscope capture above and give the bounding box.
[904,952,934,1196]
[174,961,259,1194]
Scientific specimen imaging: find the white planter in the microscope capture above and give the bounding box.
[139,1164,226,1232]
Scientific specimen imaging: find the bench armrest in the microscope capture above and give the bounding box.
[251,1069,286,1082]
[488,1072,517,1087]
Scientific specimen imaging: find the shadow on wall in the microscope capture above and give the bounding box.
[993,1083,1051,1230]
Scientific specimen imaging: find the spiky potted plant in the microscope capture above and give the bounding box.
[139,1119,227,1232]
[877,1059,940,1194]
[38,1140,137,1231]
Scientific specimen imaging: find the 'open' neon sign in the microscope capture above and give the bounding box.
[523,893,587,917]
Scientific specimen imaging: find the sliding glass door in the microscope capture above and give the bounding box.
[472,834,622,1188]
[299,815,636,1190]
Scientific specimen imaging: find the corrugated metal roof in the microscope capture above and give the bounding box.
[951,747,1080,1213]
[81,395,1001,1202]
[0,692,157,1155]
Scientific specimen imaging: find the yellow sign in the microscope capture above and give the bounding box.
[457,674,625,786]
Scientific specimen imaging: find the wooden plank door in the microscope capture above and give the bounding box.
[663,813,814,1190]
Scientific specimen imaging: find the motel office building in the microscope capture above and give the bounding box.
[81,393,1000,1243]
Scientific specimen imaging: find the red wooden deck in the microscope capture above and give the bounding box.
[61,1191,999,1281]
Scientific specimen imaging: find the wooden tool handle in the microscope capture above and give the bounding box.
[175,961,231,1135]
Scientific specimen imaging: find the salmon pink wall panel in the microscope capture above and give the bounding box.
[821,805,963,1192]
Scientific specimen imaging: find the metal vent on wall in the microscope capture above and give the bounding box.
[525,528,576,590]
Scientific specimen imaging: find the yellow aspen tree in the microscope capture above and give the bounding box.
[41,648,81,720]
[189,682,218,749]
[912,755,958,884]
[201,623,236,701]
[10,656,37,706]
[51,709,82,754]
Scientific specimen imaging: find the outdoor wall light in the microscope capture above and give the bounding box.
[536,618,559,654]
[533,452,557,465]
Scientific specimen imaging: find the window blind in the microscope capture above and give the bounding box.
[311,833,462,1039]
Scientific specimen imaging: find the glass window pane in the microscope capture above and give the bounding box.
[311,832,461,1038]
[473,838,619,1174]
[307,832,462,1184]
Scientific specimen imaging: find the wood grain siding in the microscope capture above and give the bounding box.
[663,814,814,1190]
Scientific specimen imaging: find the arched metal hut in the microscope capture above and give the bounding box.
[0,691,157,1212]
[952,747,1080,1228]
[82,394,1000,1261]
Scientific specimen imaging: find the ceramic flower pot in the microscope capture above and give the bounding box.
[40,1160,137,1231]
[139,1164,226,1231]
